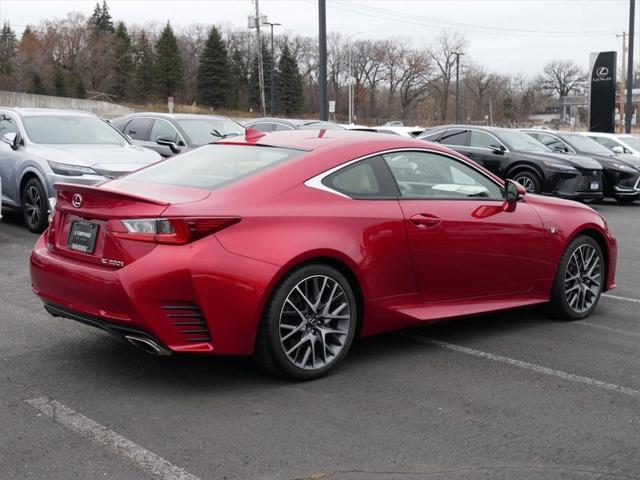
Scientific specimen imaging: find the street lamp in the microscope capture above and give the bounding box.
[453,51,464,124]
[262,20,281,115]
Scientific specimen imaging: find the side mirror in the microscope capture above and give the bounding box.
[2,132,18,150]
[490,144,505,155]
[504,179,525,209]
[156,137,180,154]
[612,145,624,154]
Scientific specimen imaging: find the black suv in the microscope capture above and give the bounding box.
[521,129,640,203]
[419,125,604,201]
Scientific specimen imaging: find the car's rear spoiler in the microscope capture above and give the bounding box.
[54,183,169,206]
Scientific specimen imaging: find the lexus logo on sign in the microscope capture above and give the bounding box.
[593,65,612,83]
[596,67,609,78]
[72,194,83,208]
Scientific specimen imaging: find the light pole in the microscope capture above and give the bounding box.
[347,32,362,125]
[318,0,328,120]
[453,51,464,124]
[624,0,635,134]
[262,21,281,115]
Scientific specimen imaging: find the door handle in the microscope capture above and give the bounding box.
[410,213,441,228]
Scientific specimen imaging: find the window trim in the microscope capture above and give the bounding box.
[305,148,505,200]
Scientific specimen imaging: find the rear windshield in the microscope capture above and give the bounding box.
[118,144,303,191]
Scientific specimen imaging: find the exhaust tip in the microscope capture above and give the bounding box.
[124,335,171,356]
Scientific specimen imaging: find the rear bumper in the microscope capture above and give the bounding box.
[30,233,280,355]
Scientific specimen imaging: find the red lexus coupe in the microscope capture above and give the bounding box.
[30,130,617,380]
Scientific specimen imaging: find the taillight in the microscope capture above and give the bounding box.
[113,217,240,244]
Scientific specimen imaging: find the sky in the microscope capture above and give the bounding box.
[1,0,638,78]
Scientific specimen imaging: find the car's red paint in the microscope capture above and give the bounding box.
[30,130,617,355]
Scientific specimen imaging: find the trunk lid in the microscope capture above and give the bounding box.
[48,182,210,268]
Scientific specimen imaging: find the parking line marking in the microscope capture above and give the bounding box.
[406,336,640,398]
[603,294,640,304]
[25,397,200,480]
[579,322,640,338]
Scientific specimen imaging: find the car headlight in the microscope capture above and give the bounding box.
[542,160,578,172]
[47,160,98,176]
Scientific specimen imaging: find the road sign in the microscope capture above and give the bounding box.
[329,100,336,114]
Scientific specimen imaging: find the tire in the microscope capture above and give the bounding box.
[549,235,604,320]
[614,195,637,204]
[253,264,358,380]
[512,171,542,194]
[21,178,48,233]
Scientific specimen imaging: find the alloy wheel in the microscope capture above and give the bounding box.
[24,185,42,228]
[514,175,536,193]
[564,244,602,313]
[279,275,352,370]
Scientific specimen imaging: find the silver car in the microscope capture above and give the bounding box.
[0,108,161,232]
[112,113,245,158]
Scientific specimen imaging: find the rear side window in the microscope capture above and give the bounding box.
[124,118,153,141]
[117,144,304,191]
[439,129,470,147]
[274,123,294,131]
[322,156,398,199]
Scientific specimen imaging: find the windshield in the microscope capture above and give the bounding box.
[497,130,550,152]
[617,135,640,151]
[118,144,303,191]
[23,115,127,145]
[177,119,244,145]
[562,133,612,155]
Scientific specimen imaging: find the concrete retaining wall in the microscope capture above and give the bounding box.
[0,91,134,119]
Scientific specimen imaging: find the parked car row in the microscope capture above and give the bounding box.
[2,108,639,234]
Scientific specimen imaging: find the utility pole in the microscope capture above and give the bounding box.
[263,21,281,115]
[453,52,464,123]
[348,40,353,124]
[318,0,328,120]
[624,0,635,133]
[617,31,627,133]
[254,0,266,116]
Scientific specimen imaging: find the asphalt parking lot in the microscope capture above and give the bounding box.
[1,201,639,480]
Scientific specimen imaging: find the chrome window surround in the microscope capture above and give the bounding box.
[304,147,505,200]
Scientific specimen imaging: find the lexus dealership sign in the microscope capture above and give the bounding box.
[589,51,616,132]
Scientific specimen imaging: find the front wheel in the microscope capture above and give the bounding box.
[254,264,357,380]
[21,178,48,233]
[549,235,604,320]
[512,171,542,194]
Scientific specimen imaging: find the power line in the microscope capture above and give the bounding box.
[327,1,619,38]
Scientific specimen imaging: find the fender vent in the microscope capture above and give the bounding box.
[162,304,211,342]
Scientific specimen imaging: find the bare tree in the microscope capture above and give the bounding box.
[538,60,587,98]
[429,31,467,122]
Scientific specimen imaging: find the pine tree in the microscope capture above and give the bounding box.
[0,22,18,75]
[74,76,87,98]
[53,68,66,97]
[276,44,303,116]
[155,22,184,99]
[89,1,114,34]
[196,26,230,108]
[248,42,272,112]
[111,22,133,100]
[132,30,155,102]
[229,48,247,110]
[31,73,46,94]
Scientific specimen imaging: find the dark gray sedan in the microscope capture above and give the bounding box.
[112,113,245,157]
